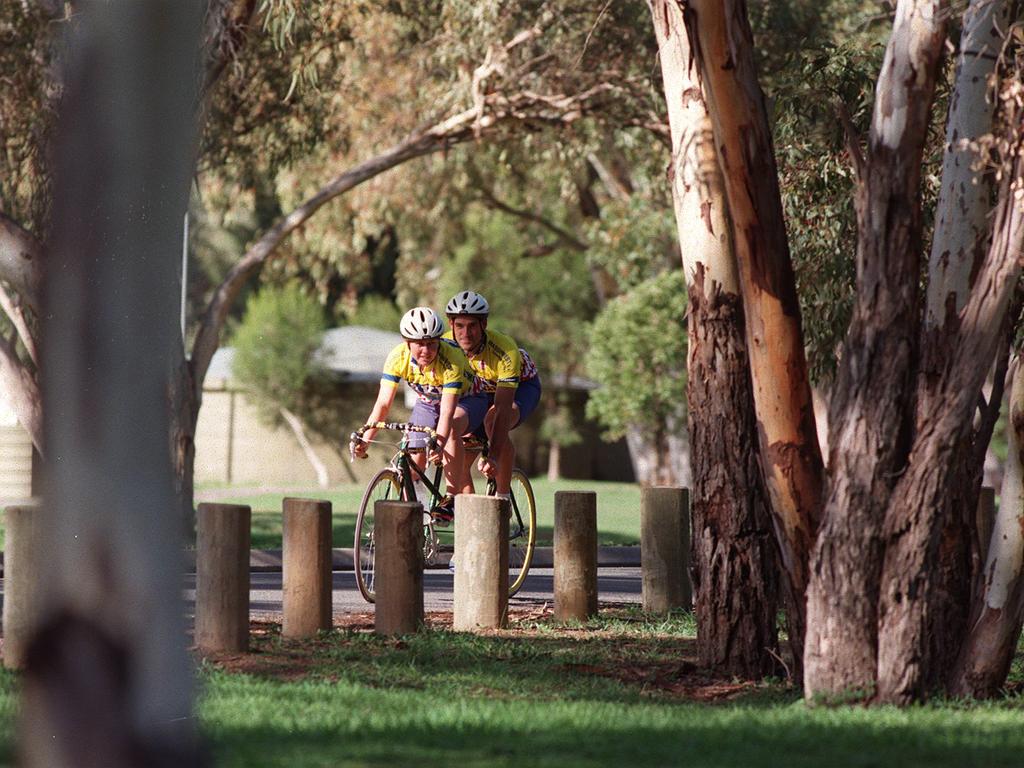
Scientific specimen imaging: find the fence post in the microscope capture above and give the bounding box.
[554,490,598,621]
[195,503,250,653]
[641,486,692,612]
[282,497,333,638]
[374,500,424,635]
[3,503,43,669]
[453,494,508,630]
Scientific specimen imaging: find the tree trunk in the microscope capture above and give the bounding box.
[547,439,562,481]
[951,358,1024,698]
[624,427,659,485]
[650,0,781,678]
[169,351,199,537]
[925,0,1012,327]
[685,0,824,674]
[915,0,1016,694]
[877,158,1024,703]
[22,3,204,765]
[804,0,949,701]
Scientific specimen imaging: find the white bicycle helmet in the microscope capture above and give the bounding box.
[445,290,490,316]
[399,306,445,340]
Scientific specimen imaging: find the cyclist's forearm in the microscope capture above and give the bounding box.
[436,394,459,443]
[362,384,397,440]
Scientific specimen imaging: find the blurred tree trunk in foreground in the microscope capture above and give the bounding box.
[21,2,205,766]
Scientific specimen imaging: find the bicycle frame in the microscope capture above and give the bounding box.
[352,420,528,532]
[351,421,538,600]
[352,421,445,509]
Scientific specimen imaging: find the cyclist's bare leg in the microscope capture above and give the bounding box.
[483,403,521,495]
[460,451,476,495]
[443,408,469,495]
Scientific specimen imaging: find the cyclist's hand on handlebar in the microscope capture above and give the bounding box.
[427,435,445,466]
[351,437,368,459]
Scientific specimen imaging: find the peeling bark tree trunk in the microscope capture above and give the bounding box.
[685,0,824,674]
[877,162,1024,703]
[22,3,204,765]
[804,0,949,701]
[951,358,1024,698]
[910,0,1014,694]
[926,0,1011,326]
[650,0,781,678]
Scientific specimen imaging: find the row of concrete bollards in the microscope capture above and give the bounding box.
[1,486,695,665]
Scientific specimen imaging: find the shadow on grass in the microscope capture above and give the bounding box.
[200,674,1024,768]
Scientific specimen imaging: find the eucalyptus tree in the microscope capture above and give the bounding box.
[648,0,782,678]
[679,0,1024,703]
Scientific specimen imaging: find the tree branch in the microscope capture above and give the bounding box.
[200,0,259,101]
[834,98,866,184]
[478,186,589,251]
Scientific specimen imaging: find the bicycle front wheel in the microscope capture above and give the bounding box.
[506,469,536,597]
[353,468,402,603]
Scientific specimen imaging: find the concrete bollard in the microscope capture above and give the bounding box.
[282,497,333,638]
[3,504,44,669]
[195,503,250,653]
[374,500,424,635]
[641,486,692,612]
[453,494,508,631]
[976,486,996,566]
[554,491,598,621]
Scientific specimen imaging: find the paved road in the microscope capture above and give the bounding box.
[182,566,642,617]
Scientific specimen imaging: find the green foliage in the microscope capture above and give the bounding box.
[434,203,599,383]
[539,391,584,448]
[343,294,403,332]
[231,284,327,424]
[0,0,58,233]
[772,39,881,382]
[585,272,687,441]
[584,195,678,292]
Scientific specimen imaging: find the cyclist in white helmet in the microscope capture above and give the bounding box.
[443,290,541,500]
[353,306,488,520]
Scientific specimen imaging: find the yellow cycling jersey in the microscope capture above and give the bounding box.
[380,341,476,402]
[442,329,537,393]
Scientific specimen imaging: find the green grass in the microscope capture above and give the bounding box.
[2,611,1024,767]
[194,610,1024,768]
[196,478,642,549]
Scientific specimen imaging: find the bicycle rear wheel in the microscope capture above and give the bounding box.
[499,469,536,597]
[353,468,402,603]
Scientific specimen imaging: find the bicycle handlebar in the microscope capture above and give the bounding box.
[349,422,440,461]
